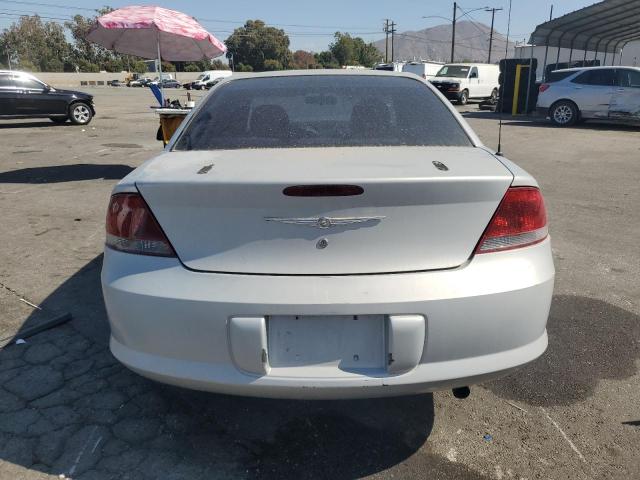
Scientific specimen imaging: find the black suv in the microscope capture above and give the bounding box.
[0,70,95,125]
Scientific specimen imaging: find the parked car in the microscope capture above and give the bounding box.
[430,63,500,105]
[185,70,233,90]
[402,61,444,79]
[102,71,553,399]
[128,77,151,87]
[0,70,95,125]
[537,66,640,126]
[108,79,125,87]
[159,79,181,88]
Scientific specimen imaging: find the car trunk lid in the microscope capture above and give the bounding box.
[136,146,513,274]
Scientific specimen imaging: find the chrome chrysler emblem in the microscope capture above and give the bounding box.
[264,216,385,229]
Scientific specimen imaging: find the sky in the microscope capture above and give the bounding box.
[0,0,602,53]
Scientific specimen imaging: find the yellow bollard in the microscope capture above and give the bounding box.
[512,64,522,116]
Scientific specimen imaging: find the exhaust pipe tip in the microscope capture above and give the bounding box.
[452,386,471,399]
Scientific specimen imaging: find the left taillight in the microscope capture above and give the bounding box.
[105,193,175,257]
[475,187,548,254]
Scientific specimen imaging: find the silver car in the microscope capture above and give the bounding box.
[537,66,640,126]
[101,71,554,399]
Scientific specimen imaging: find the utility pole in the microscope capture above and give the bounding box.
[486,7,503,63]
[451,2,457,63]
[390,21,397,62]
[384,19,390,63]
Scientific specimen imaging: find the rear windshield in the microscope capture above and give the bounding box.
[173,75,471,150]
[547,70,576,82]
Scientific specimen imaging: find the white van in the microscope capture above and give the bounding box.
[430,63,500,105]
[190,70,233,90]
[402,61,444,79]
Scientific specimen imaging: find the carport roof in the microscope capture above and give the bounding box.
[529,0,640,54]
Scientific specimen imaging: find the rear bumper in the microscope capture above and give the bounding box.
[102,238,555,399]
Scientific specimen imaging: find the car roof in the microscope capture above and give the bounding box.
[216,69,429,81]
[553,65,640,73]
[0,70,36,77]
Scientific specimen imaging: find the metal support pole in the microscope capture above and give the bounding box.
[488,8,496,63]
[525,44,534,114]
[157,35,164,106]
[612,40,622,66]
[541,5,553,81]
[451,2,457,63]
[384,19,389,63]
[391,21,396,62]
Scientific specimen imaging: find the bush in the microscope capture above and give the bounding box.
[77,59,99,72]
[263,59,282,71]
[132,60,148,74]
[184,63,200,72]
[235,63,253,72]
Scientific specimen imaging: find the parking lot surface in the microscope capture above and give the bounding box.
[0,88,639,480]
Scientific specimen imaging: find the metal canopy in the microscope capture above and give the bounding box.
[529,0,640,55]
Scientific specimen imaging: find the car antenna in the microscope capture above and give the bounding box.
[496,0,513,156]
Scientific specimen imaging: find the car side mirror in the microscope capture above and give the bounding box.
[43,85,51,92]
[469,73,478,79]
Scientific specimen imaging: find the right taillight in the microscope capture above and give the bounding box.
[539,83,550,93]
[105,193,175,257]
[475,187,548,254]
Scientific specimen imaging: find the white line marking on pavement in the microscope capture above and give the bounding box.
[91,436,103,454]
[540,407,586,463]
[68,426,98,476]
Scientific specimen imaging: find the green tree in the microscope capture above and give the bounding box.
[263,59,283,71]
[314,51,339,69]
[329,32,381,67]
[225,20,291,71]
[210,59,230,70]
[132,60,148,74]
[0,15,71,71]
[235,63,254,72]
[65,8,116,71]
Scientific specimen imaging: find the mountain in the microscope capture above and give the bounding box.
[373,21,513,63]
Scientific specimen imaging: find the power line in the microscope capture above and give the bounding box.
[0,0,95,11]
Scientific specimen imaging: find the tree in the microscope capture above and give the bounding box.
[292,50,317,69]
[65,8,118,72]
[132,60,148,74]
[329,32,381,67]
[225,20,291,71]
[0,15,71,71]
[315,51,339,69]
[210,59,230,70]
[263,59,283,71]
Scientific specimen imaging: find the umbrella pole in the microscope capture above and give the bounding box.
[157,35,164,106]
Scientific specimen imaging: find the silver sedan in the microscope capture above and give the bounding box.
[101,71,554,399]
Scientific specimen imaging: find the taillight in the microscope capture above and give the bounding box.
[105,193,175,257]
[475,187,548,254]
[539,83,550,93]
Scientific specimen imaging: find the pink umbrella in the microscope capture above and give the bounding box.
[86,5,227,102]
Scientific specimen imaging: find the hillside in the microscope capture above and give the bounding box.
[373,20,513,63]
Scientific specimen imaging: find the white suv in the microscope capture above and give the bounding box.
[537,66,640,126]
